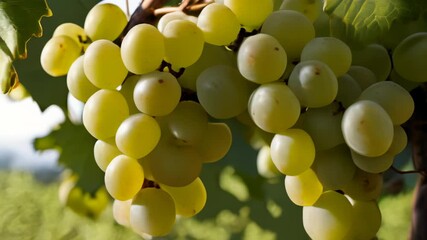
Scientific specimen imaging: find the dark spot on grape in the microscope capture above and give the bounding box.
[158,79,164,84]
[314,67,321,75]
[274,47,279,51]
[59,44,63,48]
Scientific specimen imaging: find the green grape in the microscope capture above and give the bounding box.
[197,65,250,119]
[279,0,323,22]
[115,113,161,159]
[53,22,89,50]
[288,60,338,107]
[312,144,357,191]
[179,43,235,91]
[270,128,315,176]
[351,44,391,82]
[40,35,82,77]
[341,100,394,157]
[312,10,330,37]
[261,10,315,61]
[197,3,241,46]
[163,19,204,69]
[248,82,300,133]
[390,69,420,92]
[256,145,280,178]
[157,11,190,33]
[167,101,209,146]
[130,188,176,237]
[303,191,354,240]
[284,168,323,206]
[94,137,122,172]
[112,199,132,227]
[159,177,207,217]
[346,65,378,90]
[388,125,408,155]
[84,3,128,41]
[139,158,155,181]
[297,102,344,151]
[104,154,145,201]
[351,149,394,174]
[335,74,362,108]
[224,0,273,29]
[84,39,128,89]
[83,89,129,140]
[66,55,99,102]
[119,75,141,114]
[196,122,232,163]
[300,37,352,77]
[121,24,165,74]
[342,168,383,201]
[237,33,287,84]
[343,197,382,240]
[133,71,181,116]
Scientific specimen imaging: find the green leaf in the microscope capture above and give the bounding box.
[0,49,14,93]
[34,120,104,194]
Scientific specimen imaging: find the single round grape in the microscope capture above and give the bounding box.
[285,168,323,206]
[237,33,287,84]
[53,22,89,50]
[40,35,82,77]
[104,155,145,201]
[121,24,165,74]
[83,89,129,140]
[119,75,141,115]
[112,199,132,227]
[279,0,323,22]
[94,137,122,172]
[388,125,408,155]
[352,44,391,82]
[336,74,362,108]
[196,122,232,163]
[346,65,378,90]
[256,145,280,178]
[66,56,99,102]
[344,197,382,240]
[270,128,315,176]
[224,0,273,29]
[351,150,394,174]
[157,11,190,33]
[84,3,128,41]
[342,168,383,201]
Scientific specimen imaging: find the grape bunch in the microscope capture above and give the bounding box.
[40,0,424,238]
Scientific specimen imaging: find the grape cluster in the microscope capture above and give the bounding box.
[40,0,422,239]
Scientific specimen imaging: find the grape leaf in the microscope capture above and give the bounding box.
[34,120,104,194]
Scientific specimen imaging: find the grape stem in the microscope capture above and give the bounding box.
[390,165,426,176]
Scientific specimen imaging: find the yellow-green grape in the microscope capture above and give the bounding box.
[300,37,352,77]
[288,60,338,108]
[285,168,323,206]
[351,149,394,174]
[147,140,202,187]
[303,191,354,240]
[119,75,141,114]
[261,10,315,61]
[139,158,155,181]
[270,128,315,176]
[66,56,99,102]
[160,177,207,217]
[248,82,300,133]
[53,23,90,50]
[197,3,240,46]
[163,19,204,69]
[84,3,128,41]
[179,43,235,91]
[237,33,287,84]
[84,39,128,90]
[346,65,378,90]
[121,24,165,74]
[115,113,161,159]
[343,197,382,240]
[133,71,181,116]
[336,74,362,108]
[342,100,394,157]
[256,145,280,178]
[224,0,273,29]
[83,89,129,140]
[313,10,330,37]
[130,188,176,237]
[167,101,209,146]
[94,137,122,172]
[390,69,420,92]
[342,168,383,201]
[113,199,132,227]
[312,144,357,191]
[40,35,82,77]
[157,11,191,33]
[297,102,344,151]
[279,0,323,22]
[196,122,232,163]
[359,80,415,125]
[388,125,408,155]
[352,44,391,82]
[104,154,145,201]
[197,65,250,119]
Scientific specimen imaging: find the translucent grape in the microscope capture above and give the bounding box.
[344,197,382,240]
[335,74,362,108]
[196,122,232,163]
[94,137,122,172]
[53,23,89,50]
[285,168,323,206]
[270,128,315,176]
[237,33,287,84]
[121,24,165,74]
[342,168,383,201]
[256,145,280,178]
[66,56,99,102]
[346,65,378,90]
[112,199,132,227]
[83,89,129,140]
[352,44,391,82]
[279,0,323,22]
[104,155,144,200]
[84,3,128,41]
[119,75,141,115]
[388,125,408,155]
[224,0,273,29]
[351,150,394,174]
